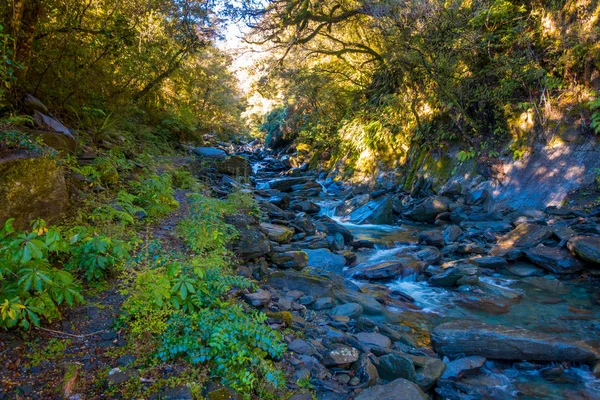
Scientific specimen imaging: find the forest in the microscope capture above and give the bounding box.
[0,0,599,399]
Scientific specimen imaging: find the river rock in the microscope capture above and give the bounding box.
[0,155,69,230]
[193,146,227,159]
[244,290,272,307]
[525,246,584,274]
[322,346,360,366]
[261,223,294,243]
[292,200,321,214]
[428,265,479,287]
[319,216,353,243]
[414,247,442,265]
[329,232,345,251]
[353,353,380,387]
[441,356,486,380]
[336,194,370,215]
[465,189,489,206]
[291,215,316,235]
[349,196,394,225]
[490,223,552,258]
[431,320,600,362]
[270,251,308,270]
[440,181,463,197]
[418,230,444,247]
[331,303,363,319]
[406,196,450,222]
[226,214,271,260]
[353,378,428,400]
[443,225,463,244]
[469,256,507,269]
[268,177,311,192]
[376,354,417,382]
[353,261,403,281]
[305,249,346,272]
[356,332,392,349]
[567,236,600,264]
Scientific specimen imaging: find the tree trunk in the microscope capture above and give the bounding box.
[9,0,43,83]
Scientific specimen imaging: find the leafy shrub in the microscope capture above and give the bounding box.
[0,129,56,156]
[123,257,284,394]
[172,168,200,191]
[135,173,179,218]
[178,194,237,255]
[0,219,83,329]
[67,228,130,281]
[91,191,146,226]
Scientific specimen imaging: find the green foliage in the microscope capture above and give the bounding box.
[0,129,56,156]
[171,168,200,191]
[157,305,285,394]
[0,219,83,329]
[177,194,237,255]
[457,147,477,162]
[135,173,179,218]
[589,97,600,135]
[67,228,130,281]
[91,191,146,226]
[123,252,285,395]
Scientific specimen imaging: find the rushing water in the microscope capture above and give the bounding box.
[315,197,600,399]
[253,161,600,398]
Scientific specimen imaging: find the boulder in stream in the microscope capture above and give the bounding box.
[406,196,450,222]
[349,196,393,225]
[567,236,600,265]
[193,146,227,159]
[525,246,584,274]
[431,320,600,362]
[490,223,552,258]
[305,249,346,272]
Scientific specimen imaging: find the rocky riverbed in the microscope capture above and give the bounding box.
[203,142,600,400]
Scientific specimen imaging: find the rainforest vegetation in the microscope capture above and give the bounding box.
[0,0,599,399]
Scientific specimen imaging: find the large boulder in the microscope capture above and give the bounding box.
[268,177,311,192]
[305,249,346,272]
[490,223,552,258]
[336,194,370,215]
[193,147,227,159]
[261,223,294,243]
[567,236,600,265]
[225,214,271,260]
[406,197,450,222]
[428,264,479,287]
[318,216,353,244]
[0,154,69,230]
[524,246,584,274]
[353,378,428,400]
[270,251,308,270]
[216,155,251,177]
[349,196,394,225]
[431,320,600,362]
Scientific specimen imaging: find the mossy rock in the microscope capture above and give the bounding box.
[0,153,69,230]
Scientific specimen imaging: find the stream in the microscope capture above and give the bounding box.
[250,154,600,399]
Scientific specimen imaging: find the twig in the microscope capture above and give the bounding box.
[34,327,108,339]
